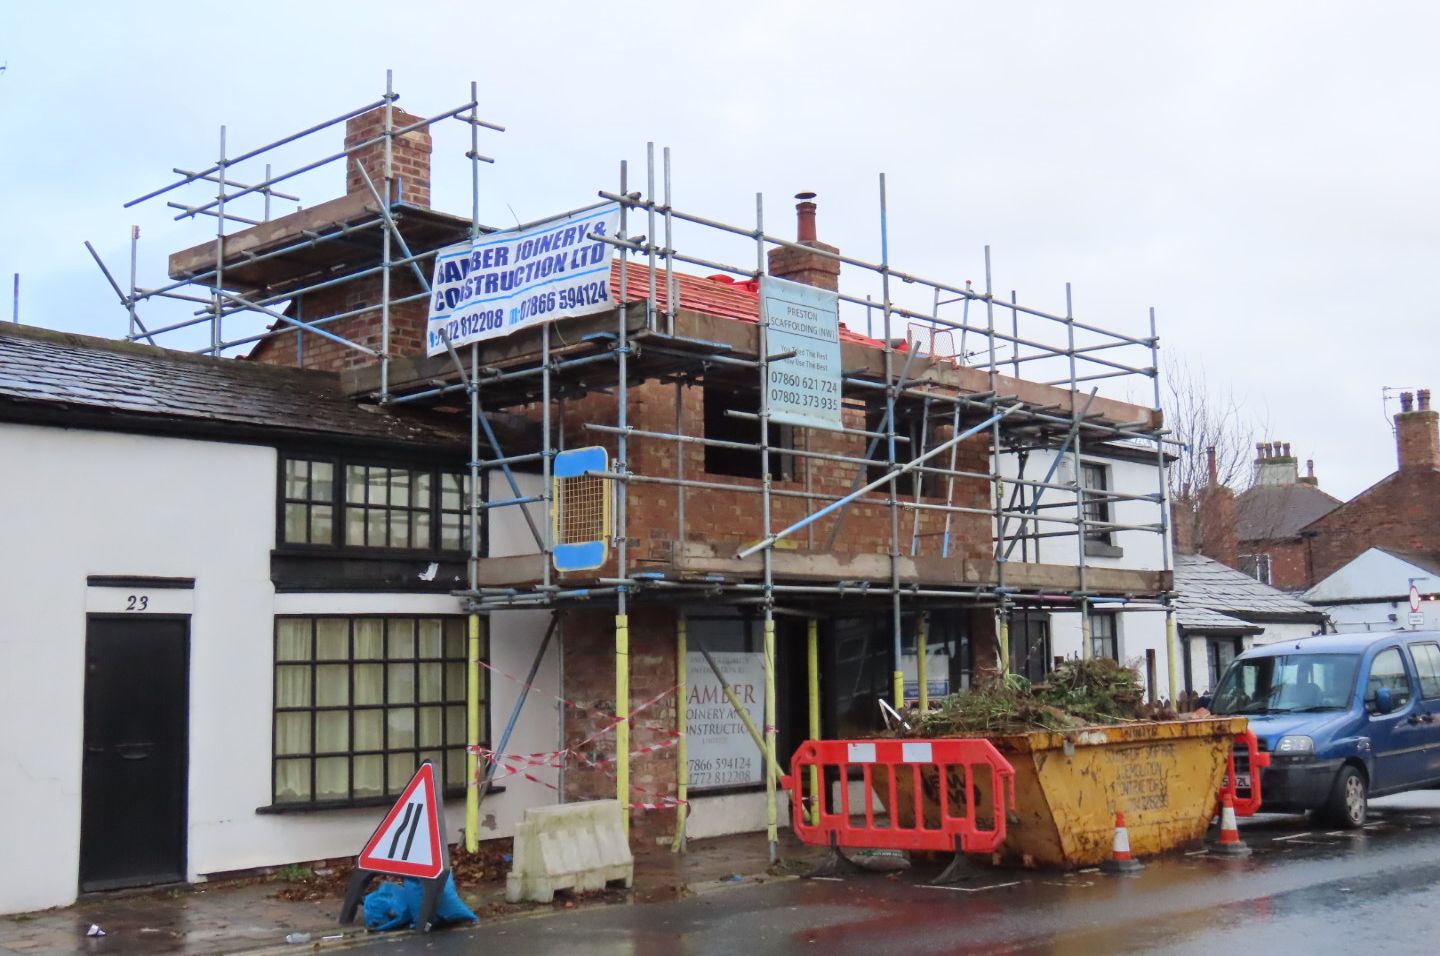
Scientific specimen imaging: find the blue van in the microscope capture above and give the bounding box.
[1209,631,1440,827]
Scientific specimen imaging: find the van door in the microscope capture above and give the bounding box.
[1405,642,1440,783]
[1363,646,1426,793]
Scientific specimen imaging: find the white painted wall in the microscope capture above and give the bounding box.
[1306,547,1440,634]
[1047,608,1174,701]
[995,449,1168,573]
[0,422,557,915]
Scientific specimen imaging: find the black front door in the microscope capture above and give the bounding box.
[80,617,189,892]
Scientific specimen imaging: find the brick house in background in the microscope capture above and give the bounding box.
[1232,442,1340,590]
[1301,390,1440,583]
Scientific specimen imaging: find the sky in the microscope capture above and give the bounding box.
[1,1,1436,501]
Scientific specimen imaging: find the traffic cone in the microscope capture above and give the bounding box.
[1101,811,1144,873]
[1210,791,1251,856]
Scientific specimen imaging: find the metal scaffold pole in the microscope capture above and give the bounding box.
[615,159,632,836]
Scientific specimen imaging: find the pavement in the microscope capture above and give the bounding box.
[0,831,826,956]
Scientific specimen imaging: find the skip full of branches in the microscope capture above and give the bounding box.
[902,658,1176,737]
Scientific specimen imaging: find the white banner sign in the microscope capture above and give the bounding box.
[425,203,620,355]
[761,275,843,431]
[685,651,765,790]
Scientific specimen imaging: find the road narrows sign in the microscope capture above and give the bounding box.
[356,762,446,880]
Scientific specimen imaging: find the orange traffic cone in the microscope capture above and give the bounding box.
[1101,811,1144,873]
[1210,791,1251,856]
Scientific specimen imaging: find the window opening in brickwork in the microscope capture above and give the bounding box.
[864,405,943,497]
[1239,553,1273,586]
[703,384,794,480]
[279,455,474,553]
[271,615,481,808]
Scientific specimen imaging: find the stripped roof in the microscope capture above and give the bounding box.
[1173,552,1323,633]
[1235,482,1341,541]
[0,323,470,447]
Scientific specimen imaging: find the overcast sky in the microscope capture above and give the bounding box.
[2,2,1435,500]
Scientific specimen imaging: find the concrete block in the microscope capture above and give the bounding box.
[505,799,634,903]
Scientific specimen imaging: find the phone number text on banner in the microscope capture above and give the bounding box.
[425,203,620,355]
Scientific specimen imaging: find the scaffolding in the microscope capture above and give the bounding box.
[102,75,1181,863]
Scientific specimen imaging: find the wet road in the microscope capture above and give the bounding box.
[363,792,1440,955]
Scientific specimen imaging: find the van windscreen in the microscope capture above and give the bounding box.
[1210,653,1360,715]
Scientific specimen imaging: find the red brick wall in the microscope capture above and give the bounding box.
[1238,538,1311,590]
[345,106,433,208]
[1396,409,1440,472]
[1305,470,1440,582]
[539,378,994,570]
[248,271,430,371]
[561,605,682,843]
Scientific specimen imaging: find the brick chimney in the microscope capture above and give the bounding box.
[1253,439,1299,486]
[345,106,433,207]
[1396,388,1440,472]
[767,192,841,291]
[1196,445,1238,567]
[1297,458,1319,486]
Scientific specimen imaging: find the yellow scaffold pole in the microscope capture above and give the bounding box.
[465,613,483,853]
[917,612,930,712]
[1166,607,1180,705]
[672,615,688,853]
[763,616,778,857]
[998,607,1011,676]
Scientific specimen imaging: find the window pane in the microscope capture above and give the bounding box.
[445,662,467,702]
[354,664,384,706]
[346,465,366,503]
[446,705,467,745]
[316,664,350,706]
[387,708,416,748]
[388,664,416,704]
[284,503,309,543]
[353,755,384,797]
[444,619,466,659]
[414,511,432,550]
[345,507,366,548]
[419,620,443,659]
[310,505,333,545]
[389,511,411,549]
[277,620,311,661]
[276,664,311,708]
[275,758,311,802]
[442,474,462,511]
[419,706,444,747]
[287,459,310,499]
[276,712,311,755]
[316,757,348,801]
[418,663,444,703]
[420,750,444,777]
[440,519,462,552]
[446,749,466,789]
[391,470,411,509]
[388,620,416,659]
[387,753,417,794]
[1414,644,1440,699]
[367,509,386,548]
[369,467,390,505]
[354,620,384,659]
[316,711,349,753]
[1368,648,1411,707]
[311,460,334,492]
[317,620,349,659]
[413,472,431,508]
[354,708,384,750]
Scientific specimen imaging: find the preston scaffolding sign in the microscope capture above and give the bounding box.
[425,203,620,355]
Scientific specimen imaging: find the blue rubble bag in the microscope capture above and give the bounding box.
[363,874,477,931]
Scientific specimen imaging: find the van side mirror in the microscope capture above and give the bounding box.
[1373,686,1394,715]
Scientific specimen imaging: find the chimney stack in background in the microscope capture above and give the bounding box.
[767,192,841,292]
[1254,438,1299,486]
[344,106,433,207]
[1206,446,1218,485]
[1395,386,1440,472]
[1298,458,1319,487]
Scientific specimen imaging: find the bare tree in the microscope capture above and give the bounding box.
[1161,355,1259,498]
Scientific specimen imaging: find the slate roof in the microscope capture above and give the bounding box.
[1234,482,1341,541]
[0,323,471,447]
[1173,552,1324,633]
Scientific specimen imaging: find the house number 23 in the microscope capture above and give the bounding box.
[125,595,150,611]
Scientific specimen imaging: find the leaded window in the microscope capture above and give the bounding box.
[272,616,480,806]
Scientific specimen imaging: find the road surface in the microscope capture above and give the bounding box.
[358,792,1440,955]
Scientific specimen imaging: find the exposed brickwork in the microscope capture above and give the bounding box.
[345,106,433,208]
[1194,484,1237,569]
[1395,408,1440,472]
[1237,538,1311,591]
[248,271,430,372]
[1305,469,1440,581]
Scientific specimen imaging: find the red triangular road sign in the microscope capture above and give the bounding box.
[356,761,447,879]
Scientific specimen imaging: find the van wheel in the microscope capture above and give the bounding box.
[1323,766,1367,829]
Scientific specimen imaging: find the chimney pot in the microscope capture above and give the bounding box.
[1282,442,1291,457]
[1420,389,1432,412]
[1255,442,1264,460]
[1206,445,1218,485]
[1307,459,1315,477]
[1400,391,1415,413]
[795,192,818,243]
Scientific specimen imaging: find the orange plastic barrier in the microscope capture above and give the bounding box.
[783,738,1016,855]
[1220,730,1270,818]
